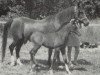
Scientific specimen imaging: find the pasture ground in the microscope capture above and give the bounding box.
[0,38,100,75]
[0,19,100,75]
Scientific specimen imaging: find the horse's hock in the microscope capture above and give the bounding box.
[80,25,100,44]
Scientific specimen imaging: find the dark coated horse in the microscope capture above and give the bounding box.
[1,5,89,75]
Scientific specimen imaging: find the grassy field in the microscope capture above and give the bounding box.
[0,20,100,75]
[0,38,100,75]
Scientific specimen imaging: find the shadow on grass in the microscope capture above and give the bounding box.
[21,59,65,71]
[21,59,88,72]
[77,59,92,65]
[21,59,48,66]
[70,66,87,71]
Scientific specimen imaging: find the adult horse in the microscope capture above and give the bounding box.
[1,4,89,67]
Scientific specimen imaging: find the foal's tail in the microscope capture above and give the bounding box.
[1,19,13,62]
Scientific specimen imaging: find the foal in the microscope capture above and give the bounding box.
[28,19,78,74]
[48,19,82,67]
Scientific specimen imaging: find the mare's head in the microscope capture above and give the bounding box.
[57,3,89,27]
[75,1,89,26]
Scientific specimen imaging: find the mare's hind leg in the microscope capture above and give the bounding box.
[15,39,24,66]
[9,40,17,66]
[29,44,41,71]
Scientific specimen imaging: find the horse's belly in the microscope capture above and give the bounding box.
[42,35,55,47]
[53,37,64,47]
[43,34,64,48]
[43,39,54,48]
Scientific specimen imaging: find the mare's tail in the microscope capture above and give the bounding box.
[1,19,13,62]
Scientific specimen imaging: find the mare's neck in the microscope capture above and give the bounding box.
[57,6,75,26]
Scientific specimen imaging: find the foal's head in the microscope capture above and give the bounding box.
[67,19,79,31]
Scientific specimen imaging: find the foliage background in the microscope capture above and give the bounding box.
[0,0,100,20]
[0,0,100,43]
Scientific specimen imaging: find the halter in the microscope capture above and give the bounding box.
[69,18,81,36]
[74,6,85,27]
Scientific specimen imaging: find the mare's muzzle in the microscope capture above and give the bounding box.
[79,18,89,27]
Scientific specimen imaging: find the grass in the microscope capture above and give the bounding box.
[0,38,100,75]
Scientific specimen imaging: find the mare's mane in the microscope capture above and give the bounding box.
[45,6,76,24]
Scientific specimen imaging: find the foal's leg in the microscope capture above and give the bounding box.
[49,48,59,75]
[47,48,60,66]
[9,40,17,66]
[67,46,73,67]
[56,50,60,63]
[15,39,24,66]
[29,44,40,71]
[47,48,53,66]
[60,47,71,74]
[73,46,80,65]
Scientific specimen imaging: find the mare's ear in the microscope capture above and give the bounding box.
[72,0,77,6]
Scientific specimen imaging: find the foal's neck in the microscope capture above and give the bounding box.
[57,24,71,38]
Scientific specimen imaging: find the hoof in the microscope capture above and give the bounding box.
[72,61,78,66]
[65,64,71,75]
[48,69,53,75]
[58,65,64,69]
[16,59,23,66]
[68,71,71,75]
[10,56,15,66]
[10,62,16,66]
[68,62,74,69]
